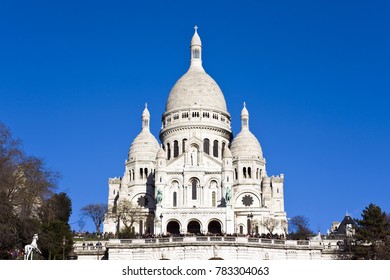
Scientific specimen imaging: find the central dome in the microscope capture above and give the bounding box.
[164,26,228,115]
[165,68,228,113]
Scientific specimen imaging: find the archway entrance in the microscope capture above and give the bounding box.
[208,220,222,234]
[166,221,180,235]
[187,221,201,234]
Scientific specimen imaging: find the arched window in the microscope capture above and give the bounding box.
[145,168,148,178]
[239,225,243,235]
[235,169,238,180]
[173,140,179,158]
[191,179,197,200]
[203,138,210,155]
[222,142,226,154]
[212,191,216,207]
[140,168,143,179]
[173,192,177,207]
[193,48,200,59]
[182,138,187,153]
[243,167,247,179]
[248,167,251,179]
[213,140,218,157]
[256,168,259,179]
[167,143,171,160]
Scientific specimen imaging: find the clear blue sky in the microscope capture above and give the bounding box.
[1,0,389,233]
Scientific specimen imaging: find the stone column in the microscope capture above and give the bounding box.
[226,205,234,234]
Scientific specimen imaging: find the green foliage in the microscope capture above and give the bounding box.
[352,203,390,260]
[0,122,73,259]
[39,192,73,259]
[40,220,73,260]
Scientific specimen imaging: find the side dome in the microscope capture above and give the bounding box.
[230,129,263,159]
[156,146,166,159]
[230,103,263,159]
[128,105,160,161]
[128,130,160,161]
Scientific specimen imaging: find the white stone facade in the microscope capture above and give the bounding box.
[103,27,287,237]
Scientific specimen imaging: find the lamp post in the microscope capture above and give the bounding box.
[97,235,101,260]
[160,214,163,236]
[62,236,66,260]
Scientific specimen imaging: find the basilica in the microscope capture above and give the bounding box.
[103,27,287,237]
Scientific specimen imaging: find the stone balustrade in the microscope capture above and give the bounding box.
[73,237,341,260]
[92,236,326,248]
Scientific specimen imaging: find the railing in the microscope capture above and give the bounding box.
[172,237,184,242]
[74,236,338,255]
[248,238,259,243]
[74,244,106,253]
[73,237,340,253]
[145,239,157,244]
[274,240,286,245]
[210,237,222,242]
[196,236,208,242]
[101,237,326,248]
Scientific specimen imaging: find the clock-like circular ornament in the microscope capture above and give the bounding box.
[242,195,254,206]
[137,195,149,207]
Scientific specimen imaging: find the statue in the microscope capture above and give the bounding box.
[190,148,197,166]
[225,186,232,204]
[24,234,42,260]
[156,188,163,204]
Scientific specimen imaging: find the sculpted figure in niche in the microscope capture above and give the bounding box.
[225,186,232,204]
[190,147,198,166]
[156,188,163,204]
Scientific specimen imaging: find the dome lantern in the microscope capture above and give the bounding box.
[241,102,249,129]
[142,103,150,130]
[190,25,202,70]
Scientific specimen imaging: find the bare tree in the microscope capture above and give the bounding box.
[107,201,141,238]
[280,219,288,237]
[261,218,279,235]
[289,215,313,240]
[80,203,107,233]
